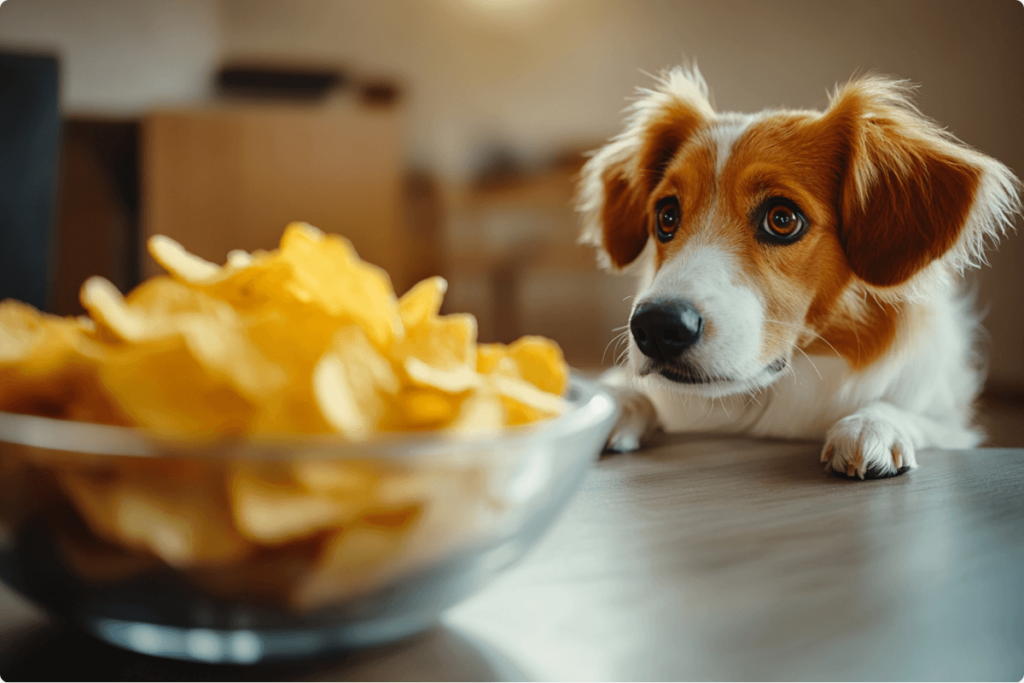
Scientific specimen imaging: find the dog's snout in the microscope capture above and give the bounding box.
[630,301,703,362]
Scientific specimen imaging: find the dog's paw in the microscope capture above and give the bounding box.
[821,413,918,480]
[603,385,660,454]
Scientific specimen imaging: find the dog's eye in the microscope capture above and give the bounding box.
[656,198,681,242]
[757,199,807,244]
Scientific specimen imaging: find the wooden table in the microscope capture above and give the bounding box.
[1,435,1022,681]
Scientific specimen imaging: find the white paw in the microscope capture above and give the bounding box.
[603,385,659,454]
[821,413,918,480]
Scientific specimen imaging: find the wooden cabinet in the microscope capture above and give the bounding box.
[141,102,407,288]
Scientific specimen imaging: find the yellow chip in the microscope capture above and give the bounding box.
[490,373,571,427]
[291,459,380,496]
[83,276,288,409]
[507,336,569,396]
[476,343,507,375]
[291,507,420,609]
[278,223,404,349]
[0,300,127,424]
[395,313,479,394]
[0,299,87,371]
[229,463,371,545]
[313,326,400,438]
[58,460,251,567]
[398,276,447,329]
[148,235,223,283]
[398,389,458,427]
[97,338,256,435]
[446,389,505,434]
[149,234,296,313]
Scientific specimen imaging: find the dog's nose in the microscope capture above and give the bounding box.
[630,301,703,362]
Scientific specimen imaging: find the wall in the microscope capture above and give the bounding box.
[0,0,219,114]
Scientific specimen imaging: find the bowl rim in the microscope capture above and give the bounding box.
[0,375,617,460]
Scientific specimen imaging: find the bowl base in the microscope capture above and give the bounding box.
[84,613,437,664]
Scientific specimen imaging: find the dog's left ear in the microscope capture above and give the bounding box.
[819,76,1021,293]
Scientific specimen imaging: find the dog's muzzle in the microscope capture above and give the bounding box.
[630,300,704,363]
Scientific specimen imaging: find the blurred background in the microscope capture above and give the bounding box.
[0,0,1021,435]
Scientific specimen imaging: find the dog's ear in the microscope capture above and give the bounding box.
[819,76,1020,293]
[577,67,714,271]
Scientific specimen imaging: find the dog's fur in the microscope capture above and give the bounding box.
[577,67,1021,479]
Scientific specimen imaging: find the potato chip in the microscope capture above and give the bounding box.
[507,336,569,396]
[291,508,420,609]
[476,343,508,375]
[395,313,480,399]
[398,276,447,329]
[148,235,223,283]
[277,223,403,349]
[229,463,371,545]
[399,388,459,426]
[150,234,295,313]
[490,373,571,425]
[313,326,400,438]
[58,460,251,567]
[446,390,505,435]
[82,276,288,408]
[291,459,380,496]
[0,300,127,423]
[97,339,255,434]
[0,300,75,367]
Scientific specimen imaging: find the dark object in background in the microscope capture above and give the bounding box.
[470,145,525,190]
[0,51,61,311]
[49,118,139,316]
[359,80,402,108]
[215,64,349,100]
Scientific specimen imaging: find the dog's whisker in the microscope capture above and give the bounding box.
[763,318,842,361]
[761,330,824,381]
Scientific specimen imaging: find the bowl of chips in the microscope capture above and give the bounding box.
[0,224,618,662]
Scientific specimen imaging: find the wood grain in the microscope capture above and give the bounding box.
[1,436,1022,681]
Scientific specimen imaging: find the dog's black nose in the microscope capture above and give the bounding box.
[630,301,703,362]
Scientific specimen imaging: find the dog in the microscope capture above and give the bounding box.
[576,67,1021,479]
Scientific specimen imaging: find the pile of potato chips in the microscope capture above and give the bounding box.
[0,223,572,609]
[2,222,569,436]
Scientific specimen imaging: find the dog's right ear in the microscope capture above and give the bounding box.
[577,66,714,271]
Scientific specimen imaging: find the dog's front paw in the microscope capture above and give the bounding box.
[603,385,660,454]
[821,413,918,480]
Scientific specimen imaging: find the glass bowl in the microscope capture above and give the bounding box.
[0,376,615,663]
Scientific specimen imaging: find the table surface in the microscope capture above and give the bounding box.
[1,434,1022,682]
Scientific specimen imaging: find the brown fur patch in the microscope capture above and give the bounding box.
[652,140,719,269]
[600,168,649,269]
[599,102,708,269]
[805,295,903,370]
[822,84,982,287]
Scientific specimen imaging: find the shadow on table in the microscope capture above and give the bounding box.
[0,620,530,682]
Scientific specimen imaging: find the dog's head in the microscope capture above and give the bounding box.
[578,67,1020,396]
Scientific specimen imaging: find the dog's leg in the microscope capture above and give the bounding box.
[599,367,661,453]
[821,402,983,480]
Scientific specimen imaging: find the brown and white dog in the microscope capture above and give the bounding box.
[577,67,1021,479]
